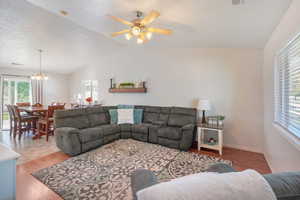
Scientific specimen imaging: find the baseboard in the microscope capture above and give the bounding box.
[193,141,263,154]
[224,143,263,154]
[263,151,276,173]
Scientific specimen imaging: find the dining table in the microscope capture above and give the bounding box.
[18,105,71,140]
[18,105,49,115]
[17,106,49,139]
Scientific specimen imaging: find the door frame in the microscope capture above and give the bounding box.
[0,74,31,130]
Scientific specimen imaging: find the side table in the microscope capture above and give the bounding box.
[197,124,224,155]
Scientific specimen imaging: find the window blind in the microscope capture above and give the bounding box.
[275,33,300,138]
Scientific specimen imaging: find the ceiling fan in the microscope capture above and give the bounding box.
[109,10,172,44]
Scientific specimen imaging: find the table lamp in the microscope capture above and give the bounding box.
[197,99,211,124]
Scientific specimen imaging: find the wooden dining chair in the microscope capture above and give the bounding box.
[32,103,43,107]
[16,102,31,107]
[12,105,39,139]
[37,105,65,141]
[6,105,17,136]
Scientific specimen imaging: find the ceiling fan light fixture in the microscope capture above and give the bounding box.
[131,26,141,36]
[125,33,132,40]
[137,38,144,44]
[109,10,172,44]
[146,32,152,40]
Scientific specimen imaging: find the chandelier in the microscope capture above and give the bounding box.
[31,49,48,80]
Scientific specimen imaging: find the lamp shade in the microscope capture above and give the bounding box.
[197,99,211,111]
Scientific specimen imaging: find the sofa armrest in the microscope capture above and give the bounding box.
[55,127,82,156]
[263,172,300,200]
[131,169,158,200]
[179,124,195,151]
[182,123,195,131]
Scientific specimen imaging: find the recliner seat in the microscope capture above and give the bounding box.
[54,105,197,156]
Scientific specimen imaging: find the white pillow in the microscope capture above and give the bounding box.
[137,170,276,200]
[117,109,134,124]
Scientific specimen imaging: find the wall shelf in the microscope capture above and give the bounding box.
[109,88,147,93]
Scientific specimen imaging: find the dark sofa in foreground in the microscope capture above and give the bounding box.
[54,105,197,156]
[131,163,300,200]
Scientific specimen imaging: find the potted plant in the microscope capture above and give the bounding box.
[119,82,135,88]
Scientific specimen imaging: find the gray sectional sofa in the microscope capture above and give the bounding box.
[54,105,197,156]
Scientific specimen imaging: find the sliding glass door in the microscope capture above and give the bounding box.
[0,75,32,130]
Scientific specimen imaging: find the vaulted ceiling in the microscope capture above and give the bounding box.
[27,0,292,48]
[0,0,292,73]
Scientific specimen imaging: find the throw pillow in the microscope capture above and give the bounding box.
[109,109,118,124]
[134,109,143,124]
[117,104,134,109]
[117,109,134,124]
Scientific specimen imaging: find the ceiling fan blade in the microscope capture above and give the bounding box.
[108,15,133,26]
[141,10,160,25]
[148,27,172,35]
[111,29,131,37]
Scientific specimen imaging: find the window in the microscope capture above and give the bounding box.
[80,80,99,103]
[275,33,300,138]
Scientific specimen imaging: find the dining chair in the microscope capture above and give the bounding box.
[32,103,43,107]
[37,105,65,141]
[6,105,17,136]
[16,102,31,107]
[12,105,39,139]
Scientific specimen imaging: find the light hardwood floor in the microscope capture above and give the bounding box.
[16,146,271,200]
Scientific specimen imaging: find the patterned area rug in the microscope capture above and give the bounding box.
[33,139,232,200]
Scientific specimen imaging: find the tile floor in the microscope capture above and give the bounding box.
[0,130,59,164]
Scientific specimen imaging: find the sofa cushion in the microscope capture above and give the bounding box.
[132,124,149,134]
[144,112,159,124]
[158,138,180,149]
[103,133,120,144]
[160,107,171,114]
[168,114,195,127]
[144,106,161,113]
[55,115,90,129]
[100,124,121,136]
[87,113,109,127]
[119,123,132,132]
[81,139,103,152]
[171,107,197,116]
[132,133,148,142]
[55,108,86,118]
[78,127,103,143]
[86,106,109,127]
[158,114,169,125]
[157,127,182,140]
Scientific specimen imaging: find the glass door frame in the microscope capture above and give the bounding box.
[0,74,32,130]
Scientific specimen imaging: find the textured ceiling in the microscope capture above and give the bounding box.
[27,0,292,48]
[0,0,117,74]
[0,0,292,74]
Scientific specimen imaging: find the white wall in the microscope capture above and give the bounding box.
[0,66,69,105]
[69,47,264,153]
[263,0,300,172]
